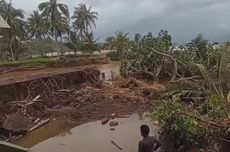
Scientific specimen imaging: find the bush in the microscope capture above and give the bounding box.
[153,87,228,151]
[153,97,201,151]
[198,96,226,118]
[106,51,121,61]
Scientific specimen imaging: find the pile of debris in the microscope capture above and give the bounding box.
[0,68,101,141]
[0,71,163,141]
[67,77,162,125]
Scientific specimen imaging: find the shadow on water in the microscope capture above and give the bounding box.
[14,114,158,152]
[13,118,72,148]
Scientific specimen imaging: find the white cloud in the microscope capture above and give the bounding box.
[7,0,230,42]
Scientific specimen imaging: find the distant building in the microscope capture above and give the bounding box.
[212,42,224,50]
[0,15,10,29]
[172,45,186,51]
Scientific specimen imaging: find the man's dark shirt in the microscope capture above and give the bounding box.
[138,136,159,152]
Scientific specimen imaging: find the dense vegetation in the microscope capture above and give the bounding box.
[0,0,99,62]
[106,30,230,150]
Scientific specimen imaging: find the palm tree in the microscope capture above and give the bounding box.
[0,0,25,61]
[64,30,81,55]
[55,16,69,43]
[112,31,130,51]
[38,0,69,41]
[82,31,99,54]
[27,10,49,39]
[72,3,98,38]
[56,16,70,56]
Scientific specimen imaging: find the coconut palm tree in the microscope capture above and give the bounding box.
[55,16,69,43]
[72,3,98,38]
[82,31,99,54]
[111,31,130,51]
[38,0,69,41]
[0,0,25,61]
[27,10,49,39]
[64,30,81,55]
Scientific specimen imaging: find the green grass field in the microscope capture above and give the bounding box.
[0,57,52,66]
[0,54,107,67]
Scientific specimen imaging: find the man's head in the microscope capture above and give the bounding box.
[140,124,150,137]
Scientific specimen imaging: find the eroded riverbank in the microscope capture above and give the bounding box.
[0,61,165,146]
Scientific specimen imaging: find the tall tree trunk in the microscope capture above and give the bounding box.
[60,34,63,55]
[54,30,59,57]
[9,39,15,62]
[171,60,179,81]
[74,49,77,55]
[1,52,4,64]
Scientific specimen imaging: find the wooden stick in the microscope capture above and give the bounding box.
[111,140,123,150]
[29,119,50,132]
[32,95,41,101]
[220,138,230,143]
[34,118,40,124]
[171,76,200,82]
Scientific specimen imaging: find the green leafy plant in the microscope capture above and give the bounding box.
[106,51,122,61]
[154,97,201,151]
[199,95,226,118]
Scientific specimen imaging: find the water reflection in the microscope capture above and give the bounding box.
[13,118,71,148]
[16,114,156,152]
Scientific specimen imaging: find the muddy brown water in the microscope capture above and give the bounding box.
[14,114,157,152]
[0,62,120,85]
[95,62,120,81]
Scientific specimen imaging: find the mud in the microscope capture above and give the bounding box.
[47,77,159,126]
[0,68,100,101]
[0,77,160,140]
[0,62,119,86]
[0,60,163,145]
[0,56,109,75]
[0,68,101,139]
[13,118,71,148]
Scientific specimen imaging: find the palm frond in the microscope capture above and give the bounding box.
[228,91,230,103]
[196,64,224,98]
[219,46,230,88]
[72,3,98,37]
[11,9,24,19]
[58,4,69,18]
[38,2,50,11]
[193,33,209,65]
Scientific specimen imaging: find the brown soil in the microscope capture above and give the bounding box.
[0,65,165,141]
[0,56,109,73]
[0,68,100,102]
[28,76,161,126]
[0,56,109,86]
[56,79,160,126]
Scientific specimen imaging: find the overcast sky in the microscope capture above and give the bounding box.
[8,0,230,43]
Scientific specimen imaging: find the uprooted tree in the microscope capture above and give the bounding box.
[118,32,225,83]
[110,30,230,151]
[153,53,230,151]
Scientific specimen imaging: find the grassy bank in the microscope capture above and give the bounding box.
[1,57,51,65]
[0,54,107,67]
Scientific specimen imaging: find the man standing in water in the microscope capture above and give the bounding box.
[138,125,161,152]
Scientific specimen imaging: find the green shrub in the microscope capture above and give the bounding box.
[198,96,226,118]
[106,51,121,61]
[153,97,201,151]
